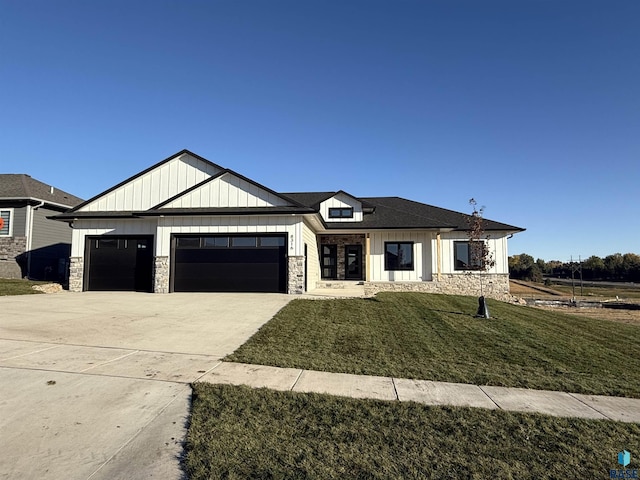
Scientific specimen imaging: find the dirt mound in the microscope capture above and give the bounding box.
[31,283,65,294]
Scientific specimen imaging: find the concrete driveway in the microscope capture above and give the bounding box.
[0,292,292,480]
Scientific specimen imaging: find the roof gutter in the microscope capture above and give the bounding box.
[0,196,79,210]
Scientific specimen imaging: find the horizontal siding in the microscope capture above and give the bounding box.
[7,206,27,237]
[320,193,363,223]
[79,153,222,212]
[369,231,433,281]
[31,207,73,249]
[161,173,289,209]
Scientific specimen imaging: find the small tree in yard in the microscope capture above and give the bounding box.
[467,198,495,318]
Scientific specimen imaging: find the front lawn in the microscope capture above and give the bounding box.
[185,383,640,479]
[227,293,640,397]
[0,278,46,296]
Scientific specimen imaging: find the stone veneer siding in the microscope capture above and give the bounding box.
[365,273,512,301]
[68,257,84,292]
[319,234,366,280]
[154,256,170,293]
[0,236,27,279]
[288,256,305,294]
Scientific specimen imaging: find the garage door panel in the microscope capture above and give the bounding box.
[86,237,153,292]
[172,235,286,293]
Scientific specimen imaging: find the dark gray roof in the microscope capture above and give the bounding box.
[45,146,522,232]
[283,191,375,210]
[0,174,83,208]
[286,193,524,231]
[281,192,335,210]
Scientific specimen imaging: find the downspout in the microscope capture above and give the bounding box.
[26,200,45,278]
[436,232,442,281]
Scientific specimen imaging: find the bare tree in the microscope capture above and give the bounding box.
[467,198,495,318]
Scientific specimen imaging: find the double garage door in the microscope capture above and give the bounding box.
[85,234,287,293]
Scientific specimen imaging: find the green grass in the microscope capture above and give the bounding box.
[227,293,640,397]
[0,278,46,296]
[186,383,640,479]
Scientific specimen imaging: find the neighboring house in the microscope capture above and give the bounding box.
[53,150,524,299]
[0,174,83,281]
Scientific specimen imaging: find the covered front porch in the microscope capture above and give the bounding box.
[318,234,367,281]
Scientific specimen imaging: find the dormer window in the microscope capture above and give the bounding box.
[328,207,353,219]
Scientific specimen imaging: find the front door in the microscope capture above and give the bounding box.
[345,244,363,280]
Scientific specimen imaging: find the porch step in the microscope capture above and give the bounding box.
[315,281,364,289]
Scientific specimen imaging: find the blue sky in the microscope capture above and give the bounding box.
[1,0,638,261]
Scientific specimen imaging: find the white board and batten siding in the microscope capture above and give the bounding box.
[72,215,307,259]
[319,193,363,223]
[437,232,509,275]
[155,216,305,257]
[78,153,222,212]
[302,220,320,287]
[160,173,290,209]
[368,231,434,282]
[71,219,157,257]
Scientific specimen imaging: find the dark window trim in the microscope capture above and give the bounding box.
[384,241,414,271]
[328,207,354,219]
[454,240,485,271]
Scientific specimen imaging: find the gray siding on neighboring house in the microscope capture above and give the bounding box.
[11,205,28,237]
[31,207,72,249]
[27,206,73,281]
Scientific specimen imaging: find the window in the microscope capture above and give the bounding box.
[176,237,201,248]
[96,238,119,249]
[328,207,353,219]
[0,209,12,236]
[259,236,285,247]
[385,242,414,271]
[203,236,229,247]
[231,236,257,247]
[454,241,486,270]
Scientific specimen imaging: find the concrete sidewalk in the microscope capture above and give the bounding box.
[202,362,640,423]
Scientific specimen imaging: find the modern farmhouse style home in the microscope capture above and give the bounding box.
[54,150,523,298]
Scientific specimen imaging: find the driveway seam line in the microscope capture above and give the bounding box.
[0,344,62,361]
[0,337,221,357]
[193,360,223,382]
[86,385,191,480]
[0,365,193,384]
[79,350,141,373]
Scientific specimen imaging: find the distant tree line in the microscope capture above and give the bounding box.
[509,253,640,283]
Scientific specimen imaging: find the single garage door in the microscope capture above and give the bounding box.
[85,236,153,292]
[172,234,287,293]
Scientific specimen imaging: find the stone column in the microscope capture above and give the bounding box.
[288,256,305,294]
[153,256,170,293]
[68,257,84,292]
